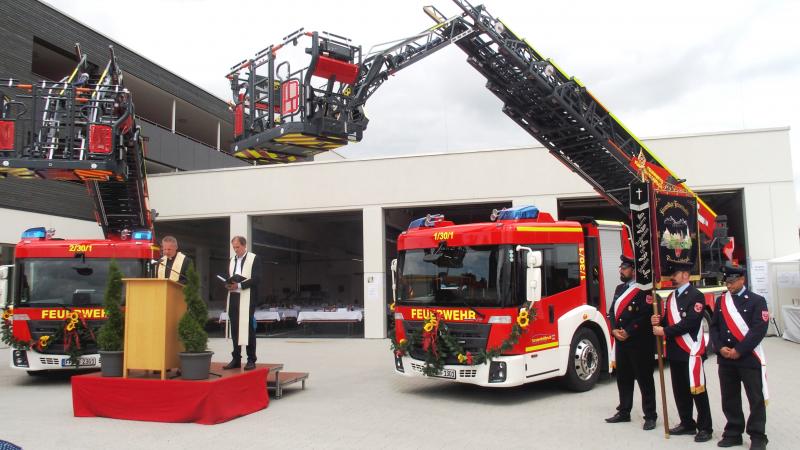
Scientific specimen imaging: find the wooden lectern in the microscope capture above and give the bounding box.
[122,278,186,379]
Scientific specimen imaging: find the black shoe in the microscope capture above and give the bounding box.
[717,436,743,447]
[643,418,657,430]
[222,360,241,370]
[670,424,697,436]
[695,430,713,442]
[243,361,256,371]
[605,412,631,423]
[749,440,767,450]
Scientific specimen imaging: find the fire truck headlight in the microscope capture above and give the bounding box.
[488,361,507,383]
[12,350,29,368]
[394,312,404,320]
[394,353,404,373]
[488,315,511,324]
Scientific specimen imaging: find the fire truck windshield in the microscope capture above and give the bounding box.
[14,258,146,307]
[396,245,518,307]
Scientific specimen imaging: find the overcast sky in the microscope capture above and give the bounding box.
[45,0,799,196]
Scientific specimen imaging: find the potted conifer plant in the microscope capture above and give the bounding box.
[97,260,124,377]
[178,263,213,380]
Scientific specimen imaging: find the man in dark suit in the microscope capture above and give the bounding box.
[605,255,657,431]
[652,261,713,442]
[223,235,261,371]
[710,264,769,450]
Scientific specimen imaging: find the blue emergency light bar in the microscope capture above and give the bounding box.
[132,229,153,240]
[21,227,47,239]
[407,214,444,230]
[496,206,539,221]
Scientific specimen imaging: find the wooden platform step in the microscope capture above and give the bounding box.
[267,371,309,399]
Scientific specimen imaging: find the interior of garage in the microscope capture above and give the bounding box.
[155,212,365,337]
[250,212,364,338]
[557,189,746,283]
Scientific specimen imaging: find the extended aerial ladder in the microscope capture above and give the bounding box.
[227,0,720,242]
[0,45,152,239]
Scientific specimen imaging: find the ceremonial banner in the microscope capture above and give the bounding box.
[653,191,701,285]
[629,181,654,289]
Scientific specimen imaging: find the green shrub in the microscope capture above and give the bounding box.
[97,260,124,351]
[178,263,208,353]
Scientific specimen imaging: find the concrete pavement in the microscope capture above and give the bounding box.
[1,337,798,449]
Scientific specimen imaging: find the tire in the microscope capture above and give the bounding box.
[561,328,601,392]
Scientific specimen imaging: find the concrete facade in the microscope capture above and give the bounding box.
[146,127,799,338]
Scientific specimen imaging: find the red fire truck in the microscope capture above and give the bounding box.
[389,208,630,389]
[1,45,154,372]
[222,0,730,389]
[6,232,155,371]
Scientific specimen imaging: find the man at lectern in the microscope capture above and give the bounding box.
[155,236,192,284]
[223,235,261,371]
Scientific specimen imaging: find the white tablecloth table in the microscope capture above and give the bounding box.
[296,310,363,323]
[219,311,281,322]
[278,309,299,320]
[781,305,800,343]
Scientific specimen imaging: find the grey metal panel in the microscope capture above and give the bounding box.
[0,178,94,220]
[177,137,193,169]
[194,146,210,170]
[140,122,163,162]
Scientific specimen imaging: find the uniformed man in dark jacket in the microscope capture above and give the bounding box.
[605,255,657,431]
[652,261,713,442]
[710,264,769,450]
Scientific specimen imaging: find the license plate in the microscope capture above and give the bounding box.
[431,368,456,379]
[61,356,96,367]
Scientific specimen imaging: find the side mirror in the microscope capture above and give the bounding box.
[527,250,542,269]
[516,247,543,303]
[0,264,13,308]
[390,259,398,303]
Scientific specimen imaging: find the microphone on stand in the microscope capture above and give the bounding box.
[150,258,186,282]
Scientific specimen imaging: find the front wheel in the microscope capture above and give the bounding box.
[561,328,601,392]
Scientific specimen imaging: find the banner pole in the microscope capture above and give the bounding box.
[653,295,670,439]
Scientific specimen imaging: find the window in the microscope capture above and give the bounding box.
[541,244,580,297]
[31,38,97,81]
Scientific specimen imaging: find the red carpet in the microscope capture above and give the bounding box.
[72,362,269,424]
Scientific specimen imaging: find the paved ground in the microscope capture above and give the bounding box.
[0,337,797,450]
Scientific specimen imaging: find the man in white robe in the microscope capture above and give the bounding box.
[223,235,261,371]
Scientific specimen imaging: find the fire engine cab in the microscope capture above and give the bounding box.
[7,228,155,371]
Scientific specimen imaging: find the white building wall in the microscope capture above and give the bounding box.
[0,207,102,245]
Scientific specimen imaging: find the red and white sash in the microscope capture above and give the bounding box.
[610,285,640,369]
[721,291,769,403]
[665,291,707,394]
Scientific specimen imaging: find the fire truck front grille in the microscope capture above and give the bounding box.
[403,321,491,365]
[459,369,477,378]
[26,320,104,355]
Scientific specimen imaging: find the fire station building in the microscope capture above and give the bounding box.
[141,126,797,338]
